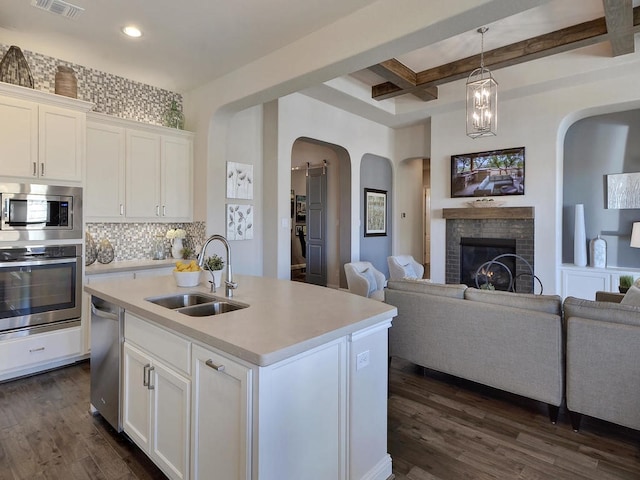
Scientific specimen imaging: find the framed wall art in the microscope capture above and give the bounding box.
[364,188,387,237]
[226,162,254,199]
[295,195,306,223]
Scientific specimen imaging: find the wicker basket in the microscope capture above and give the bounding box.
[55,65,77,98]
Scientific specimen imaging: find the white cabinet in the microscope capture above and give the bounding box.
[0,96,37,178]
[191,344,252,480]
[560,264,640,299]
[85,113,193,222]
[38,105,84,181]
[85,121,126,219]
[123,315,190,480]
[0,85,89,183]
[0,326,82,382]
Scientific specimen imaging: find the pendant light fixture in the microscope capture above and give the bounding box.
[466,27,497,138]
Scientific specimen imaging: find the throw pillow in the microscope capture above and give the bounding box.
[360,268,378,296]
[621,284,640,306]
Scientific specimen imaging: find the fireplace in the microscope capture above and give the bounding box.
[444,207,535,293]
[460,237,516,290]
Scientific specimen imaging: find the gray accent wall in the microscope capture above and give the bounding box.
[360,154,392,277]
[563,110,640,267]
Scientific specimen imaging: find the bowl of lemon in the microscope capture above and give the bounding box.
[173,260,202,287]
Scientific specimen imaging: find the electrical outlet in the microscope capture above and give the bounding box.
[356,350,370,371]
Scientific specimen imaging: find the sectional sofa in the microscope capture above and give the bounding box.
[385,279,564,423]
[385,279,640,432]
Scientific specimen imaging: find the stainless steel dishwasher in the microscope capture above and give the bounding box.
[90,296,124,432]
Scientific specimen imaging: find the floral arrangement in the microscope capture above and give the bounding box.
[166,228,186,240]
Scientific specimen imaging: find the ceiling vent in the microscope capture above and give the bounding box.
[31,0,84,19]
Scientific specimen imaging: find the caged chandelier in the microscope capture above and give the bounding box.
[466,27,498,138]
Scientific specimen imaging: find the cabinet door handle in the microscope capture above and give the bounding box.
[148,366,155,390]
[143,363,151,386]
[205,359,225,372]
[40,163,45,177]
[33,162,37,176]
[156,205,160,216]
[29,346,45,353]
[162,205,166,216]
[120,204,124,216]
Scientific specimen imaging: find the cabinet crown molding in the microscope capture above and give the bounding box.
[0,82,94,112]
[88,111,194,137]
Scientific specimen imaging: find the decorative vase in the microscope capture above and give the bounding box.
[163,100,185,129]
[0,45,34,88]
[589,234,606,268]
[86,232,97,266]
[212,269,223,288]
[171,237,184,259]
[55,65,77,98]
[97,239,115,264]
[574,204,587,267]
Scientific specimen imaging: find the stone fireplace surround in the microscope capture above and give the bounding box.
[444,207,535,293]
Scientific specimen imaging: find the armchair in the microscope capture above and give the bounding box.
[344,262,386,301]
[387,255,424,280]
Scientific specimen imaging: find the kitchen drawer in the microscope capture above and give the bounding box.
[124,312,190,375]
[0,326,82,375]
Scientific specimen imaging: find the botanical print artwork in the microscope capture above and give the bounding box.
[226,162,254,200]
[226,204,253,240]
[365,189,387,236]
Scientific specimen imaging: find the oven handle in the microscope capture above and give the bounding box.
[90,302,120,320]
[0,257,78,268]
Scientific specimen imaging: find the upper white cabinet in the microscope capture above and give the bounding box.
[85,121,126,218]
[85,112,193,222]
[0,84,91,183]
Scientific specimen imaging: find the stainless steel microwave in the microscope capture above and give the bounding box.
[0,183,82,241]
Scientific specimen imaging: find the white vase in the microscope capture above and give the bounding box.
[212,270,223,288]
[574,204,587,267]
[171,237,183,259]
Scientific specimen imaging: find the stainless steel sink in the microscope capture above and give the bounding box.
[177,301,245,317]
[146,293,216,309]
[145,293,247,317]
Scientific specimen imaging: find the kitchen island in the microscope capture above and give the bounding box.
[85,274,396,480]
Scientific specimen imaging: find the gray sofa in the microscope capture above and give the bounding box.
[564,295,640,432]
[385,280,564,422]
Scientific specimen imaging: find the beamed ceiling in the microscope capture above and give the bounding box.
[369,0,636,102]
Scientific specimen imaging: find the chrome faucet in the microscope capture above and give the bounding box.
[198,234,238,297]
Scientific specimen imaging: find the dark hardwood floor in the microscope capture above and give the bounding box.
[1,359,638,479]
[389,358,640,480]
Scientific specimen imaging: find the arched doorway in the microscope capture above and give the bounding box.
[290,137,351,288]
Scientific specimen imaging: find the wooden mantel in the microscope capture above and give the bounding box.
[442,206,535,220]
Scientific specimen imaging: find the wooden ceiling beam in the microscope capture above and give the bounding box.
[372,6,640,101]
[603,0,634,56]
[368,59,438,101]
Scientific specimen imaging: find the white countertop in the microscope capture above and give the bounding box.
[84,274,397,367]
[85,258,177,275]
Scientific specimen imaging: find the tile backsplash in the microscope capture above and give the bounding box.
[0,44,182,126]
[87,222,206,262]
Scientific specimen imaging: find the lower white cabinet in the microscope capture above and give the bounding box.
[560,264,640,299]
[191,344,252,480]
[0,326,82,382]
[123,341,190,480]
[120,312,392,480]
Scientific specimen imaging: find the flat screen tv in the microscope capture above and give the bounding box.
[451,146,525,198]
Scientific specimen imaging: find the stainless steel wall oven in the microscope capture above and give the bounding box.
[0,244,82,339]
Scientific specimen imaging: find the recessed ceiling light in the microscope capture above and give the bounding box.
[122,26,142,38]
